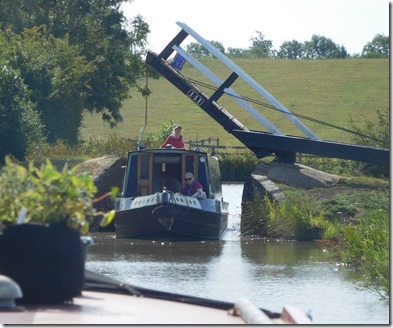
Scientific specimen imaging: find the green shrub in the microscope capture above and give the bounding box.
[26,134,137,163]
[241,196,323,241]
[319,220,342,240]
[349,108,388,178]
[298,156,365,176]
[79,134,135,158]
[26,140,82,161]
[0,156,116,234]
[216,150,264,181]
[321,190,389,220]
[339,210,389,300]
[241,200,268,237]
[134,119,180,149]
[0,60,45,163]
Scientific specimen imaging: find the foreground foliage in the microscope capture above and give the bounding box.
[0,156,116,235]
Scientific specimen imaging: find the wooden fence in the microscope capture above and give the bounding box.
[187,138,248,155]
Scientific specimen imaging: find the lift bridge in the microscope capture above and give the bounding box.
[146,22,389,167]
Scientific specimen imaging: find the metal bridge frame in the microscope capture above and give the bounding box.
[146,22,389,167]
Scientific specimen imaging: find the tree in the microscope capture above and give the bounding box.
[0,56,45,162]
[185,40,225,57]
[209,40,225,54]
[302,35,347,59]
[336,45,349,58]
[362,34,389,58]
[249,31,275,58]
[278,40,304,59]
[185,42,208,57]
[348,108,389,177]
[6,27,96,144]
[0,0,149,144]
[227,47,248,58]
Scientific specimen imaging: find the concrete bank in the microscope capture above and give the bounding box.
[242,161,342,208]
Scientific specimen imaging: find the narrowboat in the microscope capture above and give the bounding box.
[114,148,228,240]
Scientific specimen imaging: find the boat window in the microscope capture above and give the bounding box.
[153,156,181,164]
[123,153,138,197]
[178,153,211,198]
[185,156,195,174]
[197,155,209,197]
[152,154,182,193]
[140,155,150,179]
[137,153,153,196]
[153,167,182,193]
[208,156,222,198]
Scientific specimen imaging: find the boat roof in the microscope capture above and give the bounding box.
[129,147,209,156]
[1,270,312,324]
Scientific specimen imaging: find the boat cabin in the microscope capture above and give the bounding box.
[121,149,223,200]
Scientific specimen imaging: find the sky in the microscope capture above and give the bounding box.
[121,0,390,55]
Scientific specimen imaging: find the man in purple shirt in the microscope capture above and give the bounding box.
[181,172,203,197]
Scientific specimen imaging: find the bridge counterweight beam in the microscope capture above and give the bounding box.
[146,51,247,134]
[207,72,239,105]
[158,29,189,60]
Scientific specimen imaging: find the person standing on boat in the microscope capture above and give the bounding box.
[181,172,203,197]
[160,125,185,149]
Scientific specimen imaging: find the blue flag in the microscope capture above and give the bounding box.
[171,53,186,70]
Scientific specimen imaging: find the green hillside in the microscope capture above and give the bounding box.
[81,58,388,147]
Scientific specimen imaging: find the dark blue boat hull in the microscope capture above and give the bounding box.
[115,200,228,240]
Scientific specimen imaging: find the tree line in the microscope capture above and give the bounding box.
[186,32,389,59]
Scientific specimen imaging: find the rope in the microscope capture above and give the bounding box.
[186,77,385,144]
[137,63,149,148]
[166,191,190,215]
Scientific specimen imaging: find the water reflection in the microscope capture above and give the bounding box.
[87,233,225,295]
[90,234,223,264]
[241,240,328,265]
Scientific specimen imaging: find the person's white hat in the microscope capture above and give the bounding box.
[185,172,194,179]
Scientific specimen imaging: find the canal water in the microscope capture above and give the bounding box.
[86,183,389,324]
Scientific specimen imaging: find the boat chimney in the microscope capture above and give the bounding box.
[0,275,23,309]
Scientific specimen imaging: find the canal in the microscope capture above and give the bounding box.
[86,183,389,324]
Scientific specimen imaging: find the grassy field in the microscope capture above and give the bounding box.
[81,58,388,147]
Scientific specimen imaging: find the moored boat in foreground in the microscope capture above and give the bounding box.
[0,271,312,324]
[114,147,228,240]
